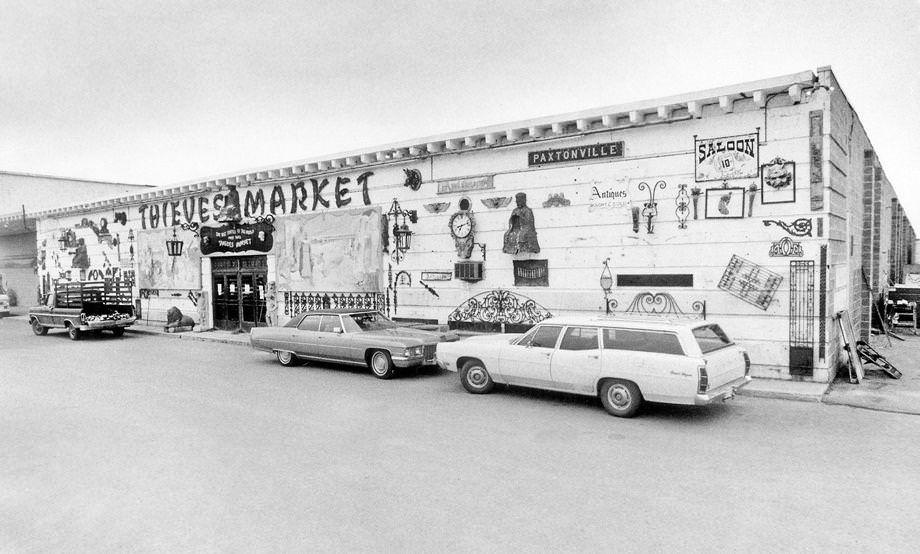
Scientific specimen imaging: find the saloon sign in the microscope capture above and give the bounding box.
[694,132,759,182]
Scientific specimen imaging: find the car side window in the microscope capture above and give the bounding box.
[603,328,684,355]
[522,325,563,349]
[340,316,361,333]
[318,315,340,333]
[559,327,599,351]
[297,315,322,331]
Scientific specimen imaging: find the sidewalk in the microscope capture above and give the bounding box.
[127,323,251,346]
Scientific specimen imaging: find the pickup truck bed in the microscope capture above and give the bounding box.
[29,281,135,340]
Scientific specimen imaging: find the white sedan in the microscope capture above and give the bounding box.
[436,316,751,417]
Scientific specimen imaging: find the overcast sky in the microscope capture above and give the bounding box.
[2,0,919,224]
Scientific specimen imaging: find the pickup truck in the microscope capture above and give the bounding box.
[29,281,136,340]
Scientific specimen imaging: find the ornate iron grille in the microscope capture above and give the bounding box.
[448,289,552,333]
[607,292,706,319]
[283,291,385,315]
[789,260,815,376]
[718,255,783,310]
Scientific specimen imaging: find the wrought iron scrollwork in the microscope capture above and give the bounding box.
[675,184,690,229]
[608,292,706,319]
[282,291,385,315]
[763,218,812,237]
[448,289,552,333]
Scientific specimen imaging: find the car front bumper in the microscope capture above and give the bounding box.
[694,375,752,405]
[391,354,437,368]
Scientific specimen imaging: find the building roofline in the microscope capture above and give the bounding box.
[4,68,826,223]
[0,170,151,188]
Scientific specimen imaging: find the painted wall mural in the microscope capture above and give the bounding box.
[694,132,759,182]
[136,227,202,289]
[718,255,783,310]
[276,207,383,292]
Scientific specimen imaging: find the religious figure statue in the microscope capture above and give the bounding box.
[194,290,209,332]
[71,238,90,270]
[265,281,278,326]
[217,184,242,223]
[502,192,540,254]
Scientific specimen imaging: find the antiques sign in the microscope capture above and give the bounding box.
[200,221,274,255]
[588,178,630,210]
[695,133,759,182]
[528,142,624,167]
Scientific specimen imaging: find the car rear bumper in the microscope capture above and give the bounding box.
[695,375,752,405]
[82,318,136,330]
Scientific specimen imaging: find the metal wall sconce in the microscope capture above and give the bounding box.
[638,180,666,234]
[600,258,613,314]
[165,227,183,257]
[165,222,200,257]
[387,198,418,264]
[472,242,487,261]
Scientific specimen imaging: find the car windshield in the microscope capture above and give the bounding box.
[693,324,733,353]
[346,312,399,331]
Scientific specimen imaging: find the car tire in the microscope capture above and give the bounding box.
[111,327,125,337]
[368,350,396,380]
[276,351,300,367]
[460,360,494,394]
[67,324,81,341]
[599,379,643,418]
[31,319,48,336]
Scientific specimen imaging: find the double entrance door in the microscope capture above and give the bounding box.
[212,255,267,331]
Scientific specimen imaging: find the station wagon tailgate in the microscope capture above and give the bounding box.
[692,324,749,391]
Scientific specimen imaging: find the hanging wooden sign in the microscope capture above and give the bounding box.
[200,219,274,255]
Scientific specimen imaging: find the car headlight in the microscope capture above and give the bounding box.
[404,346,424,357]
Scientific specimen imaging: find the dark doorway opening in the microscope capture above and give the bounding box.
[211,255,267,331]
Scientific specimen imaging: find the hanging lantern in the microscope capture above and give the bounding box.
[600,258,613,314]
[165,227,184,257]
[394,222,413,254]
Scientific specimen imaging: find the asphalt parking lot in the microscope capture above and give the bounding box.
[2,317,919,551]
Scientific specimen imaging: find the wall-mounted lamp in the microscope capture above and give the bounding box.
[387,198,418,264]
[165,227,184,257]
[600,258,613,314]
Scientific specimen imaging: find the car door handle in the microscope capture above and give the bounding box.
[588,355,599,359]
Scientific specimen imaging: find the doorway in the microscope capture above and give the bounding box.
[211,255,267,331]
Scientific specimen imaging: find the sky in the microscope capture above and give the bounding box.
[2,0,919,225]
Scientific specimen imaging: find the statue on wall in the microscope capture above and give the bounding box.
[193,290,209,332]
[217,184,242,223]
[502,192,540,255]
[265,281,278,326]
[71,238,90,270]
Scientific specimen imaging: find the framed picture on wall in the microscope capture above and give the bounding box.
[761,158,796,204]
[704,187,746,219]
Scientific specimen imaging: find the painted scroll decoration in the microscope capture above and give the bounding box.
[718,254,783,310]
[423,202,450,214]
[542,193,571,208]
[481,197,512,209]
[763,218,812,237]
[607,292,706,319]
[769,237,804,257]
[448,289,552,333]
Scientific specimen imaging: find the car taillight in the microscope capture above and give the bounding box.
[698,363,709,394]
[743,351,750,376]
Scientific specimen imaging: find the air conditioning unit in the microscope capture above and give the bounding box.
[454,261,484,282]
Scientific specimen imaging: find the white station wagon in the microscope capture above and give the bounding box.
[436,316,751,417]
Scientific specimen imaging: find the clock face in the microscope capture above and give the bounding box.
[449,212,473,239]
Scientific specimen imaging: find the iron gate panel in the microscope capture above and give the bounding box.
[789,260,815,377]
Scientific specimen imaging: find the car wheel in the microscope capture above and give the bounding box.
[369,350,395,380]
[111,327,125,337]
[276,351,300,367]
[599,380,642,418]
[67,324,81,341]
[31,319,48,336]
[460,360,494,394]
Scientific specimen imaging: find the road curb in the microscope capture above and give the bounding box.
[737,388,826,403]
[126,327,250,347]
